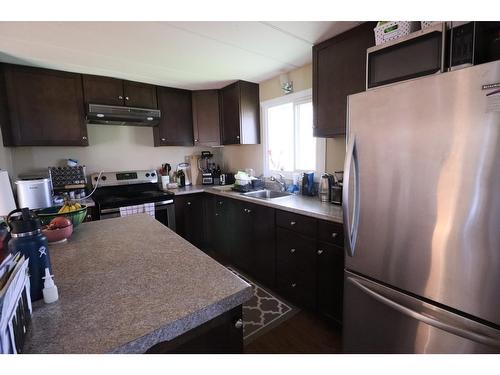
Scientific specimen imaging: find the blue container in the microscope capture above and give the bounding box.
[7,208,52,302]
[301,172,315,196]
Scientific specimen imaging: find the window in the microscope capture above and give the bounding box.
[262,89,325,179]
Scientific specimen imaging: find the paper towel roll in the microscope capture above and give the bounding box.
[0,170,16,217]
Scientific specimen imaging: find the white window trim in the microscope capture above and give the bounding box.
[261,88,325,180]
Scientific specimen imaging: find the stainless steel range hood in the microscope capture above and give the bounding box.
[86,104,161,126]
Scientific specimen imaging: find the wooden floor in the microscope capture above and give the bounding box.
[244,310,343,354]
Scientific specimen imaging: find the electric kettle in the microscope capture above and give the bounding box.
[318,174,330,202]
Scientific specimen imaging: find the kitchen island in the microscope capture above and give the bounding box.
[23,214,252,354]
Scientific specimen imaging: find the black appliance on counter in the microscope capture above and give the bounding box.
[330,171,343,206]
[90,170,175,230]
[219,173,235,186]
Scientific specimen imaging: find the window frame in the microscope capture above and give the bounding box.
[261,88,325,180]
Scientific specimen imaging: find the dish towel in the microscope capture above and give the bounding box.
[119,203,155,218]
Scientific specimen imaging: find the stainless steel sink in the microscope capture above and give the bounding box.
[242,189,292,200]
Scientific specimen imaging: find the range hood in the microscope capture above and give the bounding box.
[86,104,161,126]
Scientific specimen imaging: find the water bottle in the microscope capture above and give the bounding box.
[7,208,52,302]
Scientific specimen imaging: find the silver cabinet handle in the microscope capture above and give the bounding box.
[82,136,88,140]
[291,283,297,288]
[331,232,338,238]
[187,202,191,206]
[317,249,324,255]
[247,209,252,213]
[243,208,247,213]
[234,319,243,329]
[118,95,123,100]
[161,138,166,142]
[217,201,223,206]
[290,248,296,253]
[290,221,296,226]
[215,213,219,216]
[236,135,240,139]
[194,139,199,142]
[125,96,129,101]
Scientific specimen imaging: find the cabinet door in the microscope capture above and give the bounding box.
[123,80,157,108]
[252,204,275,288]
[3,65,88,146]
[174,194,204,248]
[313,22,375,137]
[192,90,220,146]
[317,242,344,322]
[276,227,317,309]
[213,197,233,261]
[232,200,254,272]
[154,87,194,146]
[220,82,240,145]
[82,74,124,106]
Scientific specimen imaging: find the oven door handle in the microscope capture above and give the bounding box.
[100,200,174,214]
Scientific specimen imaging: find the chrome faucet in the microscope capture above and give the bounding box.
[270,174,287,192]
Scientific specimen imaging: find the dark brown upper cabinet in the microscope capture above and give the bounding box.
[154,86,194,146]
[313,22,376,137]
[83,75,157,108]
[220,80,260,145]
[0,64,88,147]
[192,90,221,147]
[123,80,157,108]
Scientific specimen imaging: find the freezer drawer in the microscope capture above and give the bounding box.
[343,271,500,354]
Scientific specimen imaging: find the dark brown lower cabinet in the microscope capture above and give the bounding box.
[197,193,344,323]
[146,306,243,354]
[317,242,344,323]
[174,194,204,249]
[276,227,317,309]
[232,200,254,272]
[252,204,276,288]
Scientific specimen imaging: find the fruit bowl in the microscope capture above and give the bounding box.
[37,204,87,228]
[42,223,73,244]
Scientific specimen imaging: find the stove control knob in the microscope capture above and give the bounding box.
[101,176,107,181]
[150,172,156,177]
[145,173,150,177]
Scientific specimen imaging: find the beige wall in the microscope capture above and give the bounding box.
[220,63,346,176]
[10,125,219,177]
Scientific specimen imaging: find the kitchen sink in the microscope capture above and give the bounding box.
[242,189,292,200]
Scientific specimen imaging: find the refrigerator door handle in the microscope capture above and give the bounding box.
[347,275,500,349]
[343,134,360,257]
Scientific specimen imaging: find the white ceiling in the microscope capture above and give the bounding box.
[0,21,361,89]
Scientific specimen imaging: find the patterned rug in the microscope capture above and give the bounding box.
[227,267,298,343]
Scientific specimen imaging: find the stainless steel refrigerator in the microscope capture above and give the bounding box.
[342,60,500,353]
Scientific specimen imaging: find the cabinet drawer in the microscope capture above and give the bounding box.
[276,270,316,309]
[276,210,317,237]
[276,228,315,272]
[318,220,344,247]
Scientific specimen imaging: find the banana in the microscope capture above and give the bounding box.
[58,201,82,214]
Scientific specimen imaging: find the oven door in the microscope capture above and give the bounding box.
[99,200,175,230]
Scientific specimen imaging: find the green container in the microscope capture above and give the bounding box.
[37,205,87,228]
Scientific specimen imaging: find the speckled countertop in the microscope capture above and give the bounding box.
[23,214,252,354]
[167,185,343,224]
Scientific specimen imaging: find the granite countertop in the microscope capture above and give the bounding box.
[168,185,343,224]
[23,215,252,354]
